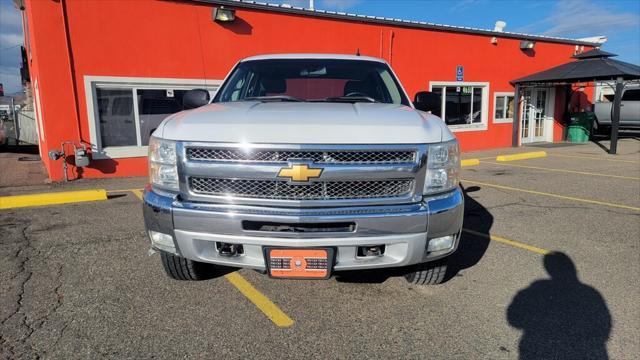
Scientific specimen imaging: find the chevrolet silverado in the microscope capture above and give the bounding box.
[143,54,463,285]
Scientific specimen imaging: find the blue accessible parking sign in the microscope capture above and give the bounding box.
[456,65,464,81]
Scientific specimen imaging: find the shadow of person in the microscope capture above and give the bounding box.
[507,252,611,360]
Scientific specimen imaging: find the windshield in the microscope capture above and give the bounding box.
[213,59,410,105]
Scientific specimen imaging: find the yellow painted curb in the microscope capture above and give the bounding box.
[0,189,108,210]
[496,151,547,162]
[461,159,480,167]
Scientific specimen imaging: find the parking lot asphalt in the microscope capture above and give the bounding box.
[1,138,639,359]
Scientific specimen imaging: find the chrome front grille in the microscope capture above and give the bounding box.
[179,143,427,207]
[189,177,414,201]
[186,148,416,164]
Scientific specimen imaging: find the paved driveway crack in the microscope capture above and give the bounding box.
[0,222,38,358]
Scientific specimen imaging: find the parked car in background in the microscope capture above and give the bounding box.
[593,86,640,133]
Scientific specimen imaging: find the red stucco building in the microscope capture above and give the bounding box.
[17,0,597,181]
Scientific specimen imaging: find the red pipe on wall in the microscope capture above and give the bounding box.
[60,0,83,146]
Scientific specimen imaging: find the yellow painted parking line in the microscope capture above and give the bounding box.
[106,188,144,194]
[462,179,640,212]
[0,189,108,210]
[496,151,547,162]
[462,228,550,255]
[130,189,144,200]
[127,192,294,327]
[547,153,640,164]
[225,272,295,328]
[482,161,640,181]
[461,159,480,167]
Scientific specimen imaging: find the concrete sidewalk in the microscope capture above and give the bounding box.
[0,146,48,190]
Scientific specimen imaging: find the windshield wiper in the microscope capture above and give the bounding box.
[244,95,305,102]
[321,96,379,103]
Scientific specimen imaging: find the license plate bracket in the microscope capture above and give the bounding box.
[264,247,334,279]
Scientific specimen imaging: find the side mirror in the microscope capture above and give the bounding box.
[413,91,441,112]
[183,89,211,110]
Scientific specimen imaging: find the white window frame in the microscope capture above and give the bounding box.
[493,91,515,124]
[84,76,222,159]
[428,81,489,132]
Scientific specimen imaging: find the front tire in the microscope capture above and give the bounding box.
[160,251,219,280]
[404,259,448,285]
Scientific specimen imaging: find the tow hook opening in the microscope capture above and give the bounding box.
[357,245,385,257]
[216,242,244,257]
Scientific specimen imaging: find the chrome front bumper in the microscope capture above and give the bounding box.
[143,185,464,271]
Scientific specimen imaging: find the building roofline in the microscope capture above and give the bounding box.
[191,0,601,47]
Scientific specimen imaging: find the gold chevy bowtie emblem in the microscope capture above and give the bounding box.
[278,164,323,182]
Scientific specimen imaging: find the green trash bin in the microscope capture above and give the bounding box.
[567,112,594,143]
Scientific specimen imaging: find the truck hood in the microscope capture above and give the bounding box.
[159,102,451,144]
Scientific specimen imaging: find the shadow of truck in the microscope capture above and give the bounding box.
[335,184,493,284]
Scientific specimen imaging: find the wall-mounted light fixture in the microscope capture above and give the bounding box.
[520,40,536,50]
[213,6,236,22]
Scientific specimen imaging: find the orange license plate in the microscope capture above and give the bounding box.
[265,248,333,279]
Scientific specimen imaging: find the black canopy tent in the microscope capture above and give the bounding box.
[511,49,640,154]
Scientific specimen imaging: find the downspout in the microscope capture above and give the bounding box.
[60,0,83,144]
[388,30,395,65]
[379,29,384,58]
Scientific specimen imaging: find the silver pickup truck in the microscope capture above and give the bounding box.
[594,86,640,132]
[143,54,463,285]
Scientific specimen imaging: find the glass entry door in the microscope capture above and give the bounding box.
[521,88,548,143]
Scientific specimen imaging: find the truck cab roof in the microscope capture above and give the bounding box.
[241,53,387,63]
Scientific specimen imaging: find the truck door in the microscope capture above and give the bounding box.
[620,89,640,126]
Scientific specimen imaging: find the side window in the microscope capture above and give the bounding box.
[431,82,490,130]
[622,89,640,101]
[92,82,219,152]
[137,89,186,145]
[97,98,109,116]
[494,94,515,123]
[431,87,443,118]
[430,84,488,128]
[112,97,133,116]
[95,88,136,147]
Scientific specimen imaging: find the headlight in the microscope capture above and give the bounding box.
[149,136,178,191]
[423,140,460,195]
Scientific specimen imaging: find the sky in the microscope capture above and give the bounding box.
[0,0,639,94]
